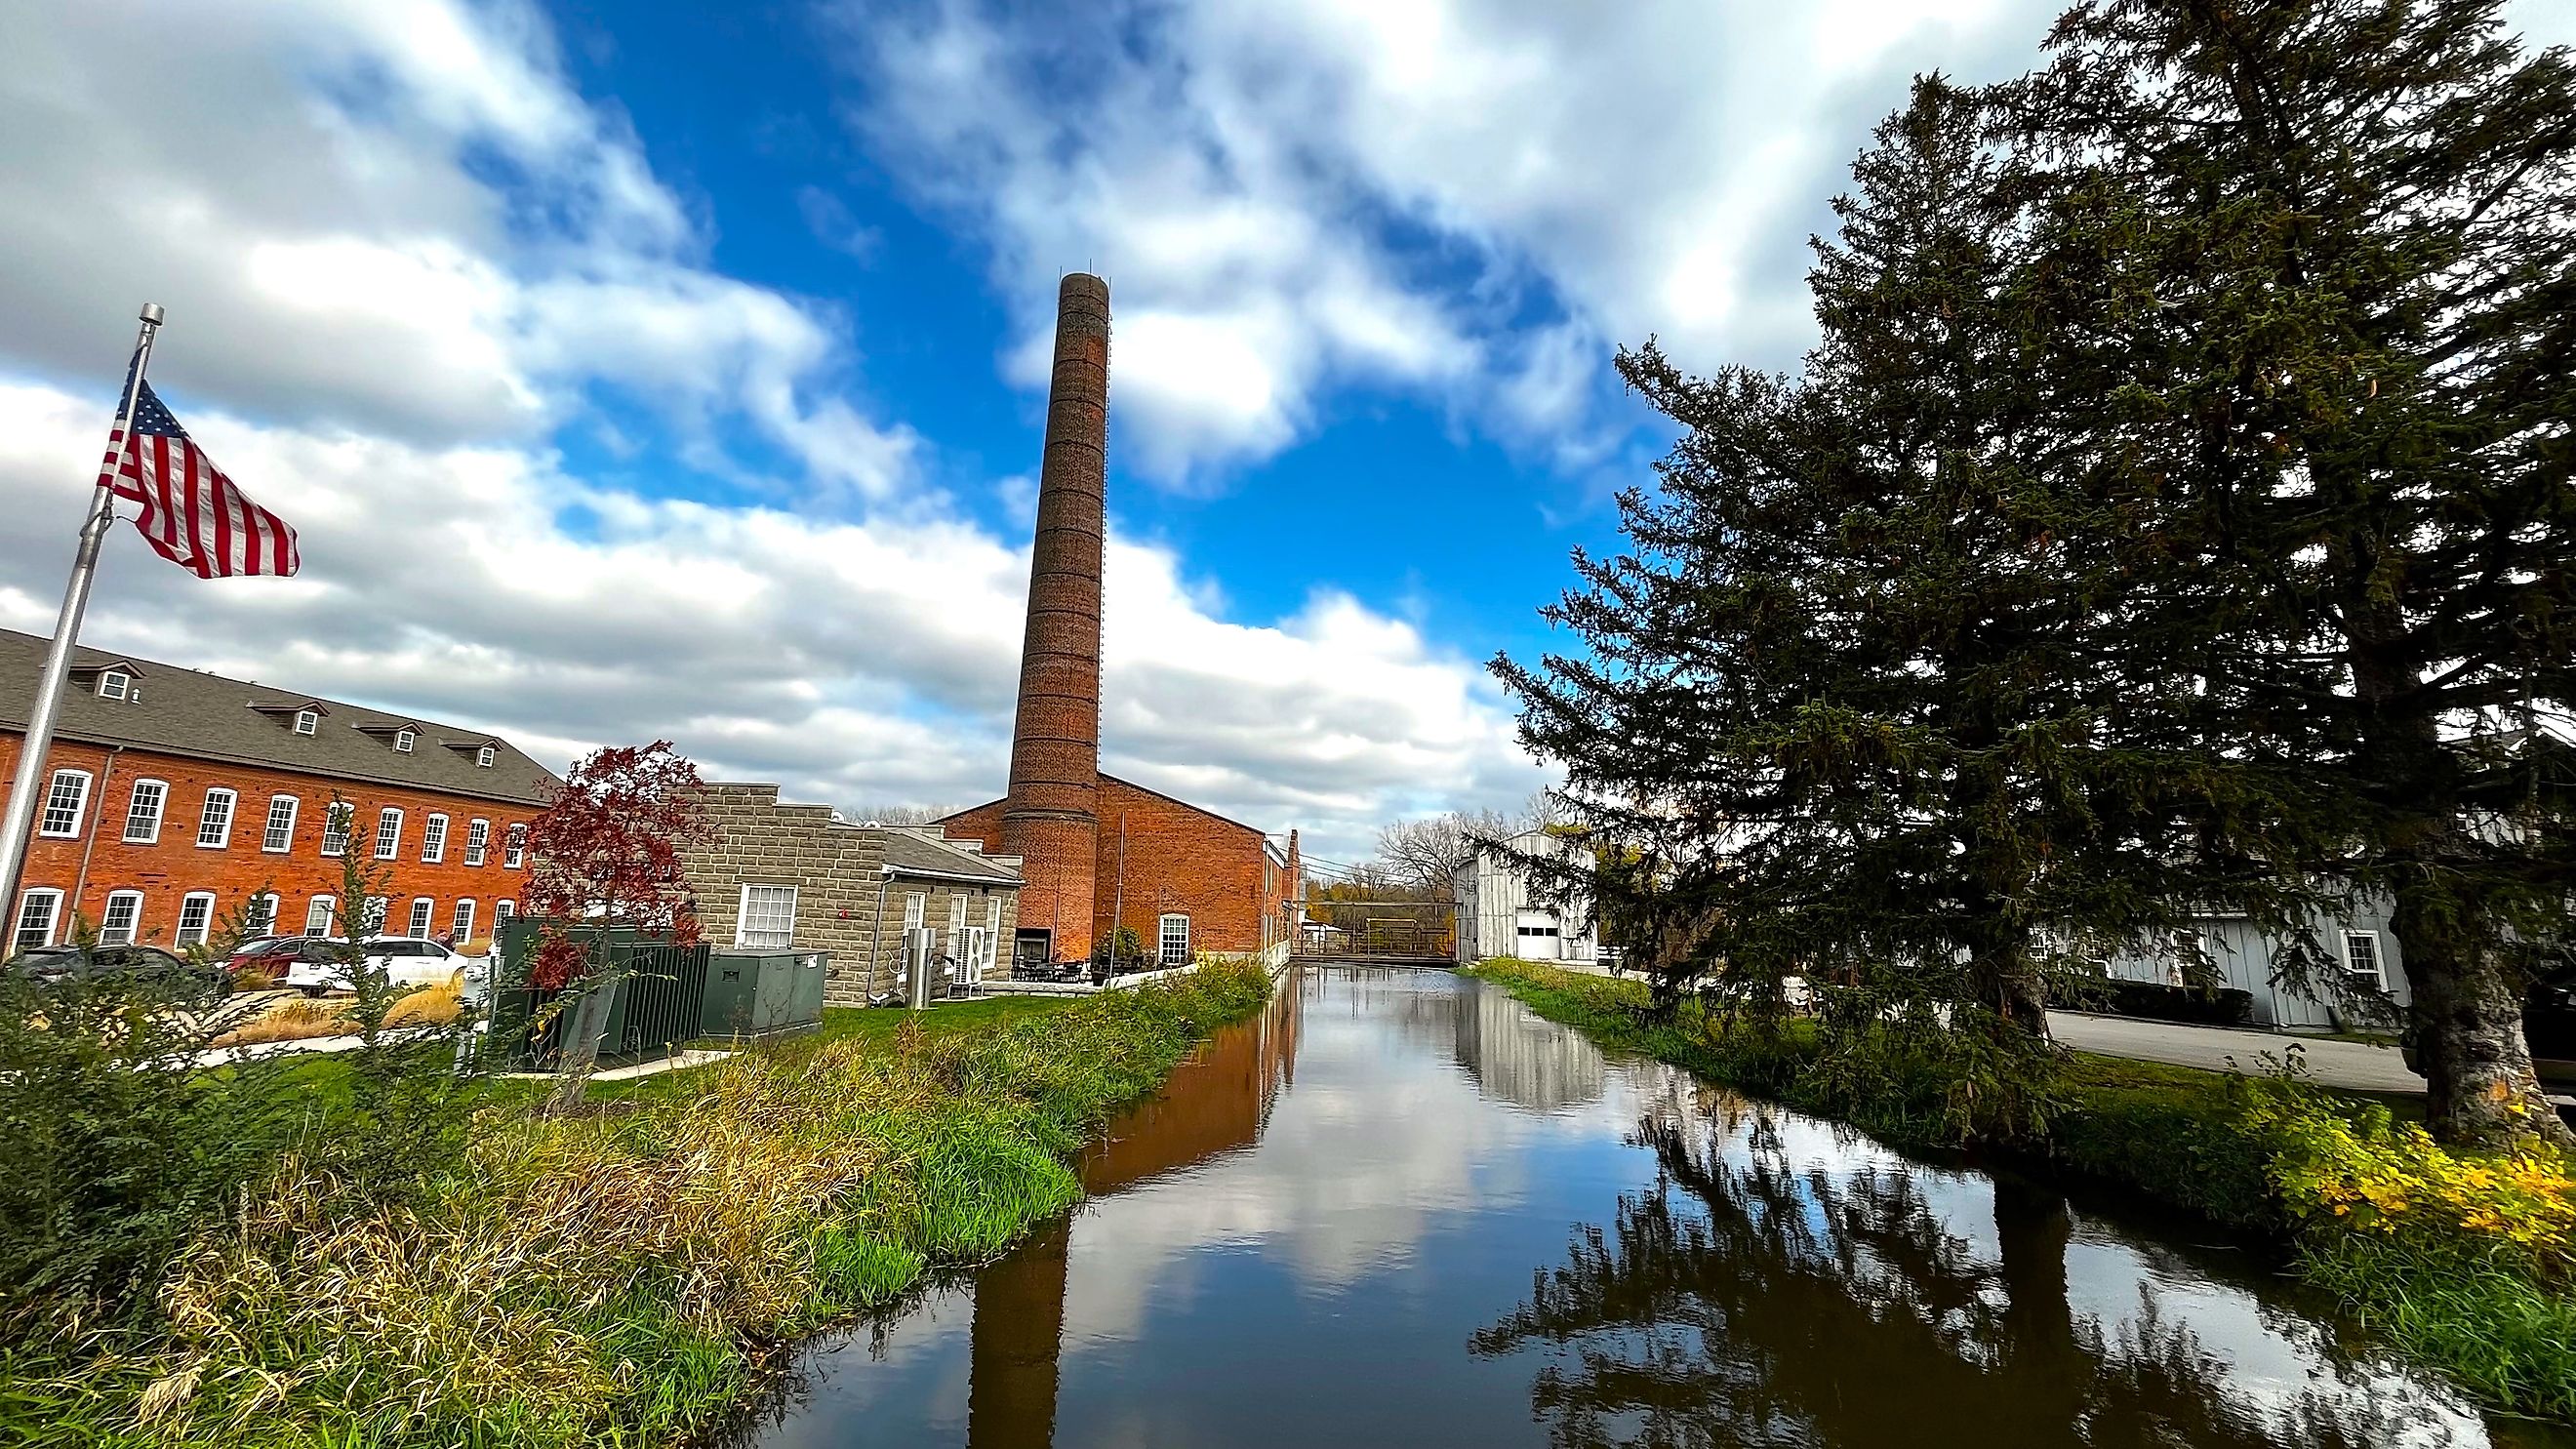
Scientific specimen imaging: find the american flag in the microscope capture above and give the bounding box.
[99,379,300,579]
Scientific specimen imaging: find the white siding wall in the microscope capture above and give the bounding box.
[2098,899,2410,1030]
[1461,830,1597,964]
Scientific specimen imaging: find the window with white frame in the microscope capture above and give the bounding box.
[374,808,403,860]
[476,745,495,768]
[904,892,925,932]
[394,728,417,753]
[100,890,143,946]
[1158,913,1190,965]
[406,898,434,938]
[736,884,797,948]
[39,770,89,837]
[451,899,475,944]
[494,899,515,929]
[97,669,130,700]
[360,897,388,936]
[986,898,1002,974]
[14,890,64,952]
[319,801,353,857]
[422,814,448,864]
[947,894,967,939]
[262,794,299,853]
[293,707,317,736]
[175,892,216,946]
[123,779,167,843]
[463,818,489,865]
[503,824,526,869]
[2343,931,2385,989]
[244,893,279,938]
[304,897,336,937]
[196,788,237,848]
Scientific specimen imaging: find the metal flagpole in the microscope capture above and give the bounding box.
[0,302,164,936]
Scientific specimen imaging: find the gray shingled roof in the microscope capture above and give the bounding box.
[1,628,558,806]
[877,826,1022,885]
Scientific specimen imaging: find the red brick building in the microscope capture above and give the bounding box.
[939,779,1299,969]
[2,628,557,955]
[934,273,1301,970]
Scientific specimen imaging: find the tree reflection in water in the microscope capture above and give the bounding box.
[1473,1105,2446,1449]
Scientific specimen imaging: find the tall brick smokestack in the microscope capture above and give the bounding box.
[1002,273,1109,961]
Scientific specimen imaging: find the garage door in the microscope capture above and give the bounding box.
[1514,911,1561,961]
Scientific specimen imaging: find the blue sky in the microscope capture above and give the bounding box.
[2,1,2567,859]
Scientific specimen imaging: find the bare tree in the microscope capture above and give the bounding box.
[1376,809,1521,892]
[849,803,955,827]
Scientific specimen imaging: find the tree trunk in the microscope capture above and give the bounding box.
[2395,881,2572,1150]
[1965,913,2052,1039]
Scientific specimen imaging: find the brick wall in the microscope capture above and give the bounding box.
[2,732,539,951]
[686,785,1021,1007]
[945,778,1299,962]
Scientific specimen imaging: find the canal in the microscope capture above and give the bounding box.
[738,966,2562,1448]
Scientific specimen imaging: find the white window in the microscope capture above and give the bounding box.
[737,884,797,948]
[122,779,167,843]
[304,896,336,937]
[503,824,526,869]
[293,707,318,736]
[451,899,475,944]
[2344,931,2385,989]
[1158,913,1190,965]
[393,728,417,753]
[374,808,403,860]
[476,745,495,768]
[986,898,1003,975]
[360,897,388,936]
[319,801,353,857]
[904,892,925,932]
[97,669,130,700]
[947,894,967,939]
[195,788,237,849]
[422,814,448,864]
[463,818,490,865]
[262,794,299,853]
[14,890,64,952]
[100,890,143,946]
[494,899,516,929]
[406,897,434,938]
[244,893,279,938]
[38,770,90,838]
[175,892,216,947]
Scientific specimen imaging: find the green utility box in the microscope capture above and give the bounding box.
[699,949,828,1040]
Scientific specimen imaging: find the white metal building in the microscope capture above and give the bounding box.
[2095,899,2410,1030]
[1454,828,1600,965]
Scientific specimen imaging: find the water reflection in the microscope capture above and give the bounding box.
[742,968,2550,1449]
[1475,1104,2454,1447]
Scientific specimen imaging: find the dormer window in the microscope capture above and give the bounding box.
[294,708,318,736]
[97,670,130,701]
[395,728,418,753]
[476,745,495,768]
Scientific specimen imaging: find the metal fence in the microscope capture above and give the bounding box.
[488,918,713,1069]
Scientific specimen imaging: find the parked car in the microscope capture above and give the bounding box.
[2398,967,2576,1095]
[4,943,218,990]
[283,936,468,998]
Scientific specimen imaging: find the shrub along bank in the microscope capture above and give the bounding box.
[1467,958,2576,1424]
[0,961,1272,1447]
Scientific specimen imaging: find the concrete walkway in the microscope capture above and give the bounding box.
[2047,1010,2426,1095]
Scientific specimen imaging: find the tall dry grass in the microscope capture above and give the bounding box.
[8,960,1269,1446]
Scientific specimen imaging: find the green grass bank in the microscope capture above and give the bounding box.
[1467,958,2576,1424]
[1,962,1272,1447]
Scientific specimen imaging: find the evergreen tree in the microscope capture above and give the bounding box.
[2006,0,2576,1146]
[1499,80,2286,1141]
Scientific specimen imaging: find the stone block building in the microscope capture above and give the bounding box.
[686,783,1023,1007]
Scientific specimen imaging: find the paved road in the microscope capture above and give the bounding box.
[2047,1010,2425,1095]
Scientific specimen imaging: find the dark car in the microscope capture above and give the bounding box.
[225,935,334,971]
[2400,968,2576,1094]
[4,943,219,989]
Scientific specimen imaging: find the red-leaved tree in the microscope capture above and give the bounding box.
[518,741,713,990]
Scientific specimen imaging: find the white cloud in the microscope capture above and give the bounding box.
[835,0,2066,480]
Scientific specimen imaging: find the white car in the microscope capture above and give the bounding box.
[284,936,468,997]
